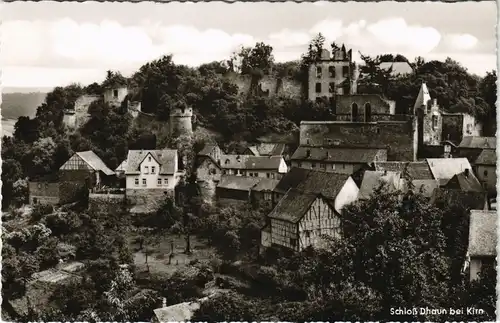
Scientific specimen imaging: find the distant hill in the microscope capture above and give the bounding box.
[1,92,47,120]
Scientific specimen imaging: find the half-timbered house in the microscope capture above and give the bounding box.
[59,151,115,190]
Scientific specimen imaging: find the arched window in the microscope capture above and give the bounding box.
[225,159,230,165]
[351,103,359,122]
[364,103,372,122]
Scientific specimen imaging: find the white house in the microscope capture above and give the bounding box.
[221,155,288,179]
[466,209,497,281]
[117,149,182,212]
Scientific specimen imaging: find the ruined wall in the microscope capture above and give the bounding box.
[462,114,483,137]
[63,113,76,130]
[308,60,351,101]
[423,113,443,145]
[226,73,302,99]
[335,94,396,116]
[74,95,100,129]
[442,114,464,145]
[299,120,417,161]
[104,87,128,108]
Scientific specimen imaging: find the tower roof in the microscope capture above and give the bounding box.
[413,82,432,112]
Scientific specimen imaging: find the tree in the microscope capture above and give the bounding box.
[239,42,275,76]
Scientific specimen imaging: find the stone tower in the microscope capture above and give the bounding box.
[414,82,442,147]
[169,106,193,138]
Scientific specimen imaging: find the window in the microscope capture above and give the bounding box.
[113,89,118,98]
[351,103,359,122]
[342,164,346,169]
[484,170,488,177]
[466,124,472,134]
[151,166,156,174]
[328,83,335,93]
[142,179,147,186]
[315,83,322,93]
[328,66,335,78]
[332,164,336,170]
[144,166,149,174]
[157,178,162,186]
[135,178,139,186]
[320,163,326,169]
[316,66,322,78]
[297,162,302,168]
[267,173,271,178]
[432,115,438,130]
[164,178,168,185]
[311,163,316,168]
[305,231,310,238]
[225,159,230,165]
[148,156,152,162]
[342,66,349,77]
[364,103,372,122]
[37,183,42,189]
[290,238,297,247]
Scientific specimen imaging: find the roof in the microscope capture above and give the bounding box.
[374,161,434,180]
[252,178,280,192]
[445,170,484,192]
[431,188,487,210]
[426,158,472,181]
[221,155,284,170]
[358,170,402,199]
[413,82,432,112]
[274,167,350,201]
[409,179,440,197]
[267,189,323,223]
[291,146,386,163]
[379,62,413,76]
[468,210,497,257]
[459,137,497,149]
[198,144,218,156]
[217,175,262,191]
[474,149,496,165]
[246,146,260,156]
[153,300,201,322]
[123,150,177,175]
[70,151,114,176]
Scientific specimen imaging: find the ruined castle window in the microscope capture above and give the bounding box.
[351,103,359,122]
[113,89,118,98]
[328,66,335,78]
[364,103,372,122]
[157,178,162,186]
[316,67,322,78]
[151,166,156,174]
[329,83,335,93]
[342,66,349,77]
[135,178,139,186]
[432,115,438,130]
[315,83,322,93]
[142,178,147,186]
[484,170,488,177]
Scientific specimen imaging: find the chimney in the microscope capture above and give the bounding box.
[464,168,470,177]
[162,297,167,308]
[433,99,437,106]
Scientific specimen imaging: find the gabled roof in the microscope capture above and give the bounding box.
[198,144,218,156]
[408,179,440,197]
[413,82,432,112]
[217,175,262,191]
[247,143,287,156]
[468,210,497,257]
[444,170,484,192]
[123,150,177,175]
[374,161,434,180]
[246,146,260,156]
[252,178,280,192]
[291,146,386,163]
[268,189,328,223]
[358,170,402,199]
[221,155,284,170]
[65,151,114,175]
[153,300,201,323]
[459,136,497,149]
[426,158,472,181]
[474,149,496,166]
[273,167,350,201]
[379,62,413,76]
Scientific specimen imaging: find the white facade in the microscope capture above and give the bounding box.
[125,152,179,190]
[104,87,128,108]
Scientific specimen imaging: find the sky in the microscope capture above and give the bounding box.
[1,1,497,90]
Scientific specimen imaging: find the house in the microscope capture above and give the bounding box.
[244,143,286,157]
[374,161,435,180]
[378,61,413,76]
[466,210,497,282]
[28,174,60,205]
[118,149,181,213]
[358,170,403,200]
[221,155,288,179]
[291,146,387,174]
[459,136,496,149]
[250,178,280,204]
[426,158,473,186]
[151,294,218,323]
[59,151,115,190]
[216,175,262,204]
[431,188,489,211]
[473,149,496,196]
[198,143,222,163]
[443,169,484,193]
[271,167,359,207]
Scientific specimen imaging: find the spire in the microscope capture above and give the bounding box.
[413,82,432,114]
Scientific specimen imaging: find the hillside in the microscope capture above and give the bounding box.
[1,92,47,119]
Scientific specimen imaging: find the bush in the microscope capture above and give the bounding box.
[31,204,54,222]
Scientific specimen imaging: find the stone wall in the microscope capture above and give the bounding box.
[335,94,396,116]
[74,95,100,129]
[423,113,443,145]
[226,73,302,99]
[300,120,417,161]
[89,193,125,212]
[29,182,60,205]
